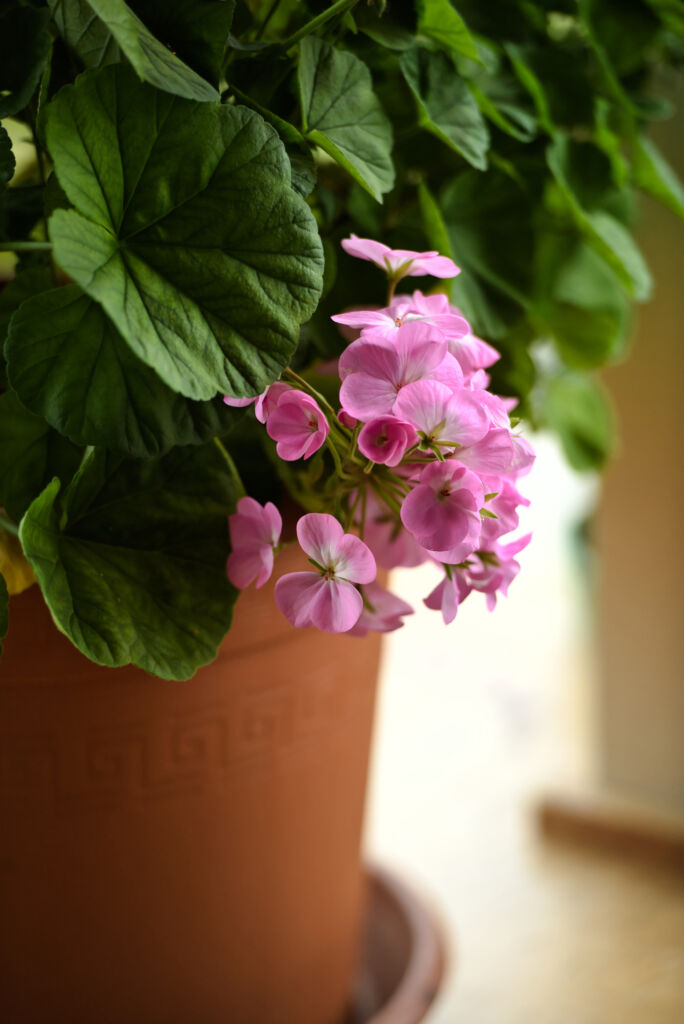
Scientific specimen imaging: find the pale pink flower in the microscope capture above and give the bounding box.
[469,534,531,610]
[362,494,429,570]
[341,235,460,279]
[348,582,414,636]
[332,292,469,339]
[226,497,282,589]
[424,571,472,625]
[479,480,530,546]
[339,322,457,421]
[358,416,418,467]
[393,380,490,450]
[274,514,376,633]
[266,389,329,461]
[401,461,484,558]
[448,332,500,375]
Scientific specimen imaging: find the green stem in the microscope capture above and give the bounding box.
[214,437,246,496]
[325,436,351,481]
[0,241,53,252]
[0,511,19,538]
[256,0,284,39]
[281,0,358,50]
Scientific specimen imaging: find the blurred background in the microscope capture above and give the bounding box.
[364,88,684,1024]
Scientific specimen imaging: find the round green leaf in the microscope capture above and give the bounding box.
[19,444,241,680]
[46,64,324,401]
[6,285,243,458]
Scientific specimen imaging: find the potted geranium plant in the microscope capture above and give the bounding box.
[1,2,682,1023]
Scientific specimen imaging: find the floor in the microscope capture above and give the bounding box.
[364,434,684,1024]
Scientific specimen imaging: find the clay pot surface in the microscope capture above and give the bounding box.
[1,546,382,1024]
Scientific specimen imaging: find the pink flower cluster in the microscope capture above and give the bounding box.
[224,237,533,635]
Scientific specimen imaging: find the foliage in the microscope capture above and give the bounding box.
[0,0,682,676]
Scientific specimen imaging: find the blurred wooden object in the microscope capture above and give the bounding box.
[540,76,684,860]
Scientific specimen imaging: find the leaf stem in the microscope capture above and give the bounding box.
[213,437,246,497]
[0,241,53,252]
[256,0,285,39]
[0,511,19,537]
[281,0,358,50]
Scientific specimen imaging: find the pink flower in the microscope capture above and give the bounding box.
[341,235,460,280]
[424,571,472,624]
[393,380,490,450]
[226,497,282,589]
[400,461,484,558]
[469,534,531,610]
[348,582,414,636]
[358,416,418,467]
[254,382,292,423]
[362,493,429,570]
[332,292,469,339]
[274,514,376,633]
[266,389,329,461]
[339,322,454,421]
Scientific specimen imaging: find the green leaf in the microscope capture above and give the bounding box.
[537,236,630,368]
[131,0,235,86]
[298,36,395,202]
[632,135,684,219]
[20,443,241,680]
[417,179,453,258]
[48,0,122,69]
[356,9,414,51]
[504,43,554,135]
[547,136,652,301]
[469,81,537,143]
[6,285,243,458]
[0,571,7,658]
[55,0,220,100]
[0,124,15,186]
[543,373,615,471]
[0,267,54,341]
[46,64,324,401]
[441,169,533,306]
[0,390,81,522]
[0,5,52,118]
[417,0,480,62]
[400,47,489,171]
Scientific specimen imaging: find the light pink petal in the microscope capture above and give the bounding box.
[401,484,476,552]
[308,577,364,633]
[424,576,460,624]
[331,309,393,329]
[223,394,256,408]
[442,390,491,447]
[333,534,377,584]
[274,571,321,628]
[456,428,515,475]
[340,372,399,420]
[348,582,414,636]
[254,382,291,423]
[429,353,465,391]
[296,513,344,566]
[341,235,391,266]
[408,254,460,278]
[227,545,274,590]
[394,379,453,433]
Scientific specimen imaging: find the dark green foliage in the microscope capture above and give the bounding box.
[0,0,682,675]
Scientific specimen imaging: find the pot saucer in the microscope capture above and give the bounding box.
[349,865,446,1024]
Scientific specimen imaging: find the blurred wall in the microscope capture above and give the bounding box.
[596,77,684,813]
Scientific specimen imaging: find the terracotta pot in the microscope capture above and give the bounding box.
[0,545,383,1024]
